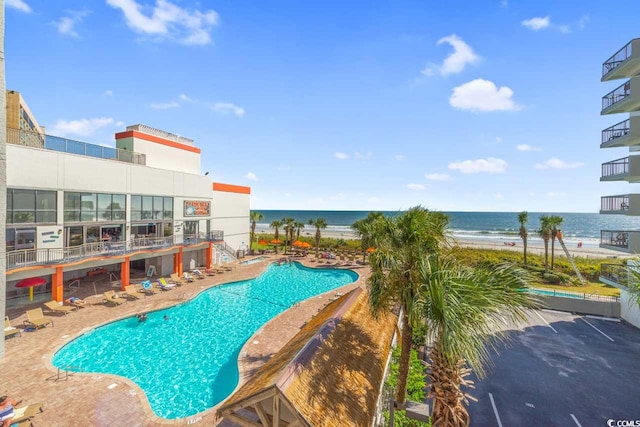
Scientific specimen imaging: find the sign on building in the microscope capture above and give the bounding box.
[184,200,210,217]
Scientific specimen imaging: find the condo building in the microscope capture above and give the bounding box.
[4,98,250,307]
[598,38,640,328]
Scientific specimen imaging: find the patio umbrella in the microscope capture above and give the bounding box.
[366,247,375,253]
[15,277,47,301]
[258,240,268,245]
[292,240,303,247]
[270,239,282,245]
[301,242,312,248]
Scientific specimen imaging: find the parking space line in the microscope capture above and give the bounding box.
[533,310,558,333]
[586,315,620,322]
[488,393,503,427]
[570,413,582,427]
[580,318,615,342]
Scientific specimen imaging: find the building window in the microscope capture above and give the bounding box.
[64,192,125,223]
[131,195,173,220]
[6,189,57,224]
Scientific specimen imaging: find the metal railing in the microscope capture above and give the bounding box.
[7,128,146,165]
[602,39,633,78]
[602,119,631,144]
[600,263,630,288]
[601,157,629,178]
[600,230,629,248]
[7,234,213,269]
[601,195,630,212]
[602,80,631,111]
[531,287,620,303]
[213,241,238,262]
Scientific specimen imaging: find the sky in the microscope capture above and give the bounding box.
[5,0,640,212]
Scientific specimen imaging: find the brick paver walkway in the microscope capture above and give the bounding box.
[1,255,369,426]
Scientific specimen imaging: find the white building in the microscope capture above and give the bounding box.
[5,121,250,305]
[598,38,640,328]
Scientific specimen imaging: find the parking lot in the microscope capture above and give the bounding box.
[468,309,640,427]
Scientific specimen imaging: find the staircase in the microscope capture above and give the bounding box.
[557,237,588,286]
[213,241,237,263]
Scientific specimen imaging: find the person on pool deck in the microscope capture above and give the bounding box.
[0,395,23,427]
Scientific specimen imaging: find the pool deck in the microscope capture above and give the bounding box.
[1,255,369,426]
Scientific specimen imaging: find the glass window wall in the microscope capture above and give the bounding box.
[6,189,57,224]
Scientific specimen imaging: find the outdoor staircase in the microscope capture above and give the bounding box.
[213,241,237,263]
[557,237,588,286]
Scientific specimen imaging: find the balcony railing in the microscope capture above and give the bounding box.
[600,263,630,288]
[602,80,631,111]
[602,40,633,78]
[6,234,213,270]
[601,157,629,178]
[602,119,631,144]
[7,128,146,165]
[601,195,630,212]
[601,230,629,249]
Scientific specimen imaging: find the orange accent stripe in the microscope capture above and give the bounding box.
[115,130,201,154]
[213,182,251,194]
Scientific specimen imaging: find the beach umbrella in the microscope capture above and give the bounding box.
[258,239,268,245]
[292,240,303,247]
[301,242,312,248]
[366,247,375,253]
[270,239,282,245]
[15,277,47,301]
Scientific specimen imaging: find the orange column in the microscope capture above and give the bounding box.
[121,256,131,291]
[51,266,64,302]
[174,251,179,274]
[178,247,184,275]
[205,243,213,269]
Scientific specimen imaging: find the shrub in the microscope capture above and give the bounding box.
[542,272,562,284]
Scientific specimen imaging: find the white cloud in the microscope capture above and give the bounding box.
[395,154,406,161]
[52,10,90,38]
[534,158,584,169]
[213,102,245,117]
[150,101,180,109]
[104,90,114,97]
[494,193,503,199]
[115,121,125,128]
[354,151,372,160]
[6,0,31,13]
[450,78,521,112]
[244,172,258,181]
[407,183,426,191]
[49,117,115,138]
[179,93,195,103]
[425,173,451,181]
[517,144,541,151]
[334,152,350,160]
[106,0,219,45]
[547,192,567,197]
[522,16,550,31]
[422,34,480,77]
[449,157,508,174]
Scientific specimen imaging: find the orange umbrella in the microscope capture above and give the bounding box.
[258,240,268,245]
[301,242,312,248]
[270,239,282,244]
[366,247,375,253]
[292,240,303,247]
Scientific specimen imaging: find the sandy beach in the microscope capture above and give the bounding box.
[257,225,629,260]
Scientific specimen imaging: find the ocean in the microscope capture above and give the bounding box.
[252,210,640,247]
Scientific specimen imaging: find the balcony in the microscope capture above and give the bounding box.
[600,117,640,148]
[601,79,640,115]
[600,263,629,289]
[600,230,640,253]
[602,39,640,82]
[600,156,640,182]
[7,128,146,165]
[600,194,640,215]
[6,234,212,270]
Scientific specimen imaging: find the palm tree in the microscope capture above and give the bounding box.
[518,211,528,266]
[308,218,327,256]
[419,254,537,426]
[282,217,295,253]
[270,220,282,254]
[249,211,264,254]
[294,221,305,240]
[352,211,384,263]
[548,215,564,270]
[367,206,449,406]
[538,216,552,271]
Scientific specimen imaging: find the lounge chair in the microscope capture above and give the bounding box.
[44,300,77,315]
[182,272,195,282]
[170,273,187,285]
[5,316,21,339]
[124,285,146,299]
[25,308,54,329]
[204,268,216,276]
[156,278,175,291]
[191,269,205,279]
[11,402,44,426]
[138,281,159,295]
[104,290,127,305]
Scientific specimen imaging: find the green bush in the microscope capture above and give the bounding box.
[542,272,562,284]
[383,347,430,426]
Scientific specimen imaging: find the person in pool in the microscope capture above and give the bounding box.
[136,313,147,322]
[0,395,22,427]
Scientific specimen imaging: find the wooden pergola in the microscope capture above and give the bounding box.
[218,287,398,427]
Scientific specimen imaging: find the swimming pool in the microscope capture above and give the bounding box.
[239,256,267,265]
[527,288,584,299]
[52,262,357,419]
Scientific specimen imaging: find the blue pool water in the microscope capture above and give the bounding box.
[52,262,357,419]
[527,288,584,299]
[239,256,267,265]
